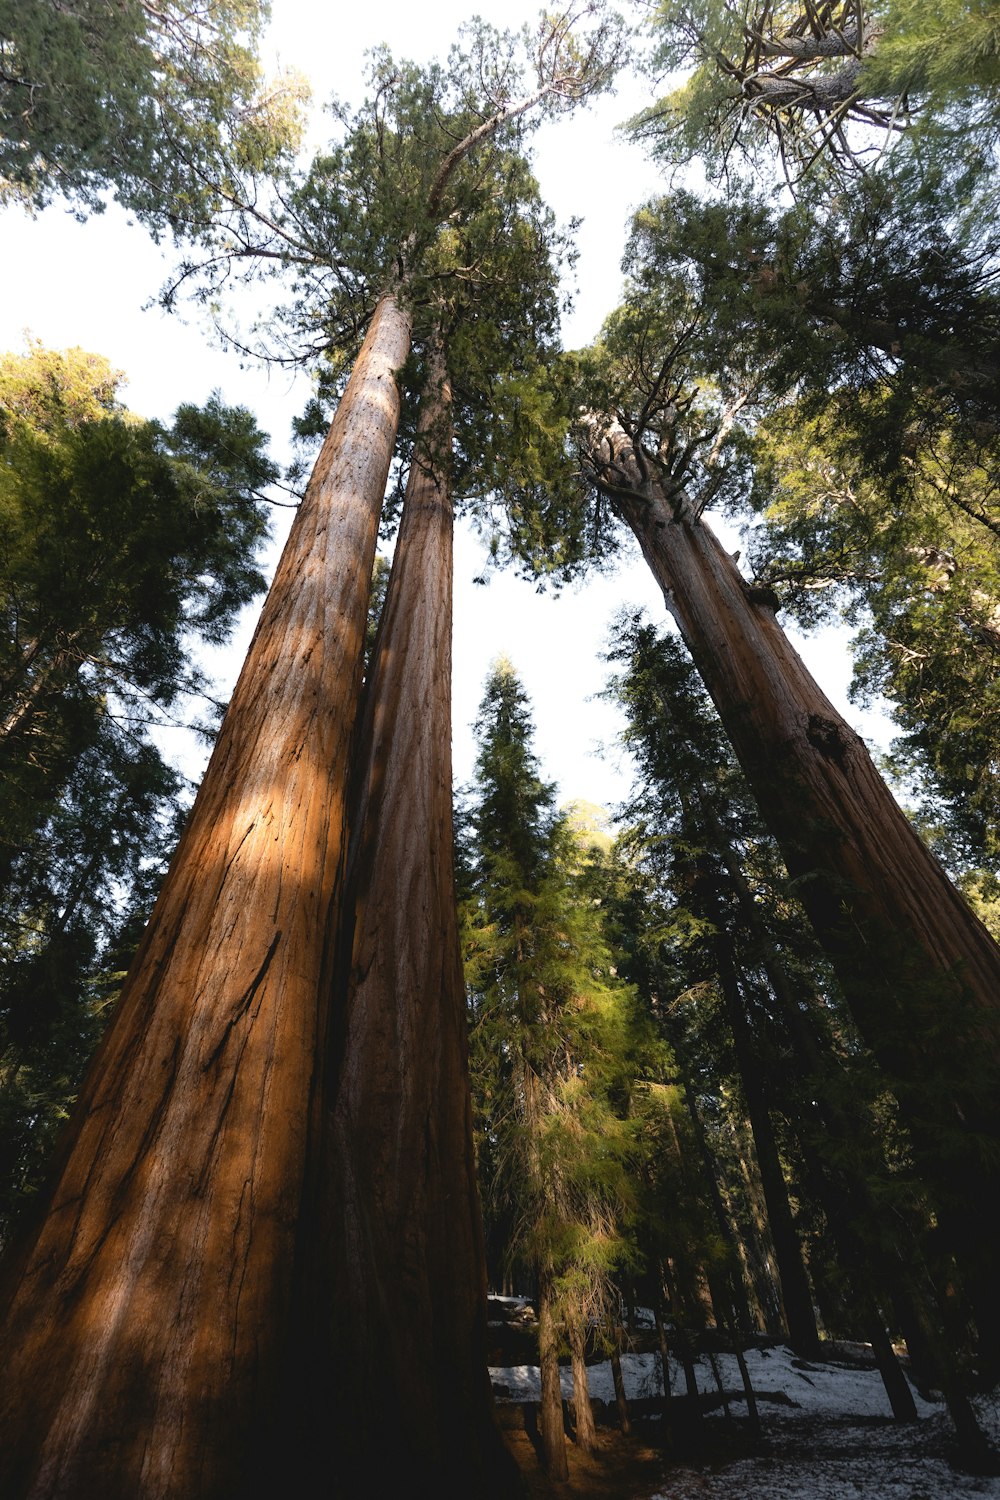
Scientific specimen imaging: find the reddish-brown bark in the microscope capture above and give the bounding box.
[569,1317,598,1452]
[590,427,1000,1335]
[0,295,412,1500]
[538,1263,570,1480]
[302,347,514,1494]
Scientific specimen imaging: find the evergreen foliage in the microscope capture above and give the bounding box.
[0,342,276,1236]
[581,183,1000,878]
[635,0,1000,206]
[0,0,306,223]
[460,657,638,1337]
[2,0,999,1480]
[601,610,1000,1420]
[171,17,622,581]
[750,401,1000,870]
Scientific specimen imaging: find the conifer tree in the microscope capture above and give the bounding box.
[0,343,275,1240]
[300,342,512,1495]
[604,611,999,1460]
[461,658,637,1479]
[548,263,1000,1365]
[0,18,622,1494]
[0,0,306,221]
[0,300,407,1500]
[634,0,1000,206]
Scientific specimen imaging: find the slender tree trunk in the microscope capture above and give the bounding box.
[611,1331,632,1435]
[777,1001,992,1447]
[569,1315,598,1452]
[305,344,513,1495]
[0,295,412,1500]
[661,1258,702,1407]
[677,1332,701,1404]
[683,1088,763,1333]
[711,931,820,1356]
[699,694,997,1448]
[734,1343,761,1442]
[0,644,80,742]
[707,1350,730,1418]
[677,1081,768,1440]
[865,1309,919,1423]
[538,1263,569,1480]
[653,1299,675,1443]
[596,440,1000,1342]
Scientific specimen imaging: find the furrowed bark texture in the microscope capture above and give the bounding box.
[570,1318,598,1451]
[312,351,512,1495]
[0,295,412,1500]
[539,1263,570,1480]
[601,443,1000,1323]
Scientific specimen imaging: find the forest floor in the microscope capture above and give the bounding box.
[492,1331,1000,1500]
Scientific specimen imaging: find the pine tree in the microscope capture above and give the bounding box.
[461,658,637,1479]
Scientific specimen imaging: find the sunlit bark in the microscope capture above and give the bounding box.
[538,1262,570,1480]
[304,344,514,1494]
[569,1316,598,1452]
[0,295,411,1500]
[588,425,1000,1348]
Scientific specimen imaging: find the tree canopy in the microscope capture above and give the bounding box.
[0,341,276,1236]
[635,0,1000,204]
[3,0,1000,1488]
[0,0,306,224]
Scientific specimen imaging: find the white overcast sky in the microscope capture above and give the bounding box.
[0,0,888,812]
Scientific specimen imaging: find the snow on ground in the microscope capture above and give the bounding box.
[490,1344,1000,1499]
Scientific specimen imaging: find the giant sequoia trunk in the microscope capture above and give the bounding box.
[592,430,1000,1344]
[306,347,513,1495]
[0,296,412,1500]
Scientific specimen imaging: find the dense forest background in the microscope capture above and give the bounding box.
[1,0,999,1496]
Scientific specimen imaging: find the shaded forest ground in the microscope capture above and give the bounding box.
[506,1407,1000,1500]
[493,1337,1000,1500]
[506,1427,665,1500]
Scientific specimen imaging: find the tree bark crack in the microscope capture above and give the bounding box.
[202,931,282,1072]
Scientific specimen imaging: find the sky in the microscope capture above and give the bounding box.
[0,0,892,813]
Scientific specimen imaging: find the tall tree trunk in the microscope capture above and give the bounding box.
[594,436,1000,1344]
[305,345,513,1495]
[681,1083,766,1334]
[768,955,993,1446]
[0,295,412,1500]
[865,1309,919,1423]
[610,1329,632,1435]
[0,643,81,743]
[653,1298,675,1444]
[733,1343,762,1442]
[538,1262,570,1480]
[569,1315,598,1452]
[711,789,996,1449]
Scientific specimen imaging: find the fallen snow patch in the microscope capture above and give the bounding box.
[489,1344,1000,1499]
